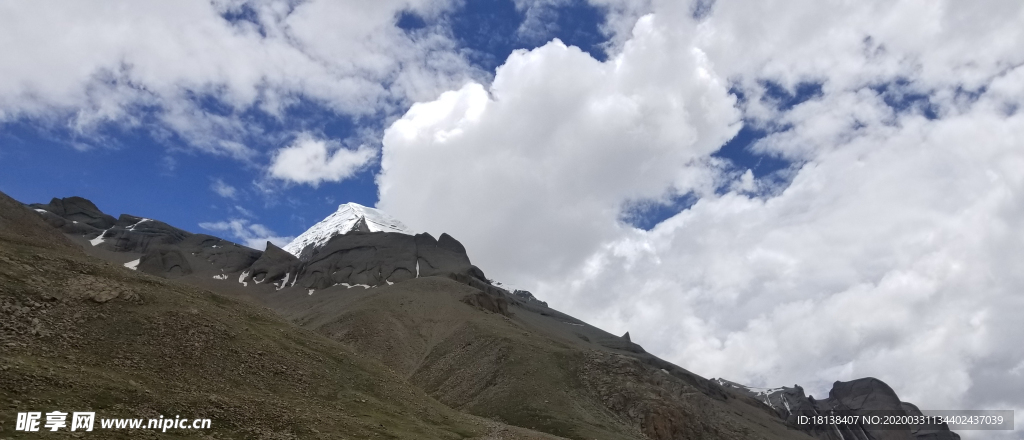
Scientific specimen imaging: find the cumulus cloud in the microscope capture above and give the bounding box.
[269,134,376,186]
[198,218,293,251]
[379,25,741,279]
[377,0,1024,434]
[0,0,479,156]
[211,178,238,199]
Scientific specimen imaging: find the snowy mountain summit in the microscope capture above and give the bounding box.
[283,202,413,259]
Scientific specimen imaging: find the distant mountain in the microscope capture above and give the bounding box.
[30,196,263,277]
[1,190,544,439]
[712,378,960,439]
[11,193,960,440]
[31,196,487,291]
[284,202,413,260]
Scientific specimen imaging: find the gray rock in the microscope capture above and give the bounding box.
[30,196,117,229]
[30,196,263,279]
[714,377,960,440]
[301,231,418,289]
[243,242,301,286]
[99,215,191,253]
[415,233,487,281]
[511,289,548,307]
[350,216,371,233]
[460,290,510,316]
[298,231,488,289]
[181,234,261,273]
[138,247,193,277]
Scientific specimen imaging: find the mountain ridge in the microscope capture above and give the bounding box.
[10,193,960,440]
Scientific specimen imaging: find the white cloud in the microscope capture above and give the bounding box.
[211,178,238,199]
[198,218,293,251]
[233,205,255,218]
[379,29,741,279]
[269,134,376,186]
[377,0,1024,434]
[0,0,479,156]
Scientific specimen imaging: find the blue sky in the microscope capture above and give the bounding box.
[3,1,1023,430]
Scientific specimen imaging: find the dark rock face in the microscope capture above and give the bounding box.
[243,242,301,287]
[350,216,371,233]
[829,377,904,411]
[108,215,190,250]
[136,234,263,279]
[31,197,117,230]
[31,195,492,293]
[415,233,487,281]
[822,379,959,440]
[714,377,960,440]
[299,231,488,290]
[32,209,95,235]
[301,231,419,289]
[138,247,193,277]
[33,196,261,279]
[103,215,191,253]
[33,198,191,254]
[181,234,262,273]
[511,289,547,307]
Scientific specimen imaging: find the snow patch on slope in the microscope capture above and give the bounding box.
[276,272,291,290]
[123,259,140,270]
[712,378,793,412]
[127,218,151,230]
[89,230,109,246]
[282,202,412,257]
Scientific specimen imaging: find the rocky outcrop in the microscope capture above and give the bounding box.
[713,377,960,440]
[0,193,77,250]
[33,197,261,279]
[133,234,261,279]
[32,196,490,293]
[33,198,191,254]
[580,352,752,440]
[594,330,647,354]
[31,196,117,230]
[242,242,301,287]
[298,231,489,289]
[460,290,510,316]
[178,234,262,273]
[102,215,191,253]
[511,289,548,307]
[138,247,193,277]
[415,233,488,281]
[300,231,419,288]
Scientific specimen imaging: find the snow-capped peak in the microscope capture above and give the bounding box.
[282,202,413,257]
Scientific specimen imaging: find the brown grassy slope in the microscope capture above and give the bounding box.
[0,190,562,440]
[0,197,77,252]
[253,277,813,440]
